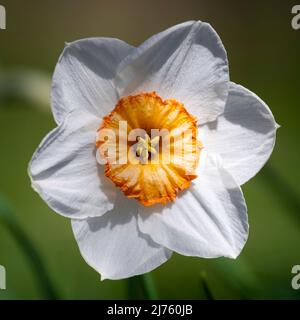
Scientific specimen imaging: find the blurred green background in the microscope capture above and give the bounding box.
[0,0,300,299]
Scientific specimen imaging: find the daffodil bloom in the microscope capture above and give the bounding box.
[29,21,278,280]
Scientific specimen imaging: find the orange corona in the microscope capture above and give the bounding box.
[97,92,202,206]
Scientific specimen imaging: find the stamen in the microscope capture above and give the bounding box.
[136,134,159,163]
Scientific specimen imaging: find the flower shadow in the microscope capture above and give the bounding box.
[87,190,134,232]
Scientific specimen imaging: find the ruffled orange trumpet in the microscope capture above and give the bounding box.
[96,92,202,206]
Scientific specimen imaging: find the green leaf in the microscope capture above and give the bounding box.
[199,271,214,300]
[0,195,59,299]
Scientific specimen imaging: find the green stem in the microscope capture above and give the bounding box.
[127,273,158,300]
[140,273,158,300]
[212,258,260,299]
[0,196,59,299]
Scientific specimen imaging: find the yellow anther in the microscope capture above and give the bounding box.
[137,134,160,163]
[149,146,157,155]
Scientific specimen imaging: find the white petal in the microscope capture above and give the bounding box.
[72,193,172,280]
[138,154,248,259]
[200,82,278,185]
[115,21,229,124]
[51,38,134,124]
[29,110,116,219]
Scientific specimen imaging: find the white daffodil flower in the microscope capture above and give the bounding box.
[28,21,278,280]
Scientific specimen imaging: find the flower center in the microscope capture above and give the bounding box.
[136,134,160,163]
[96,92,202,206]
